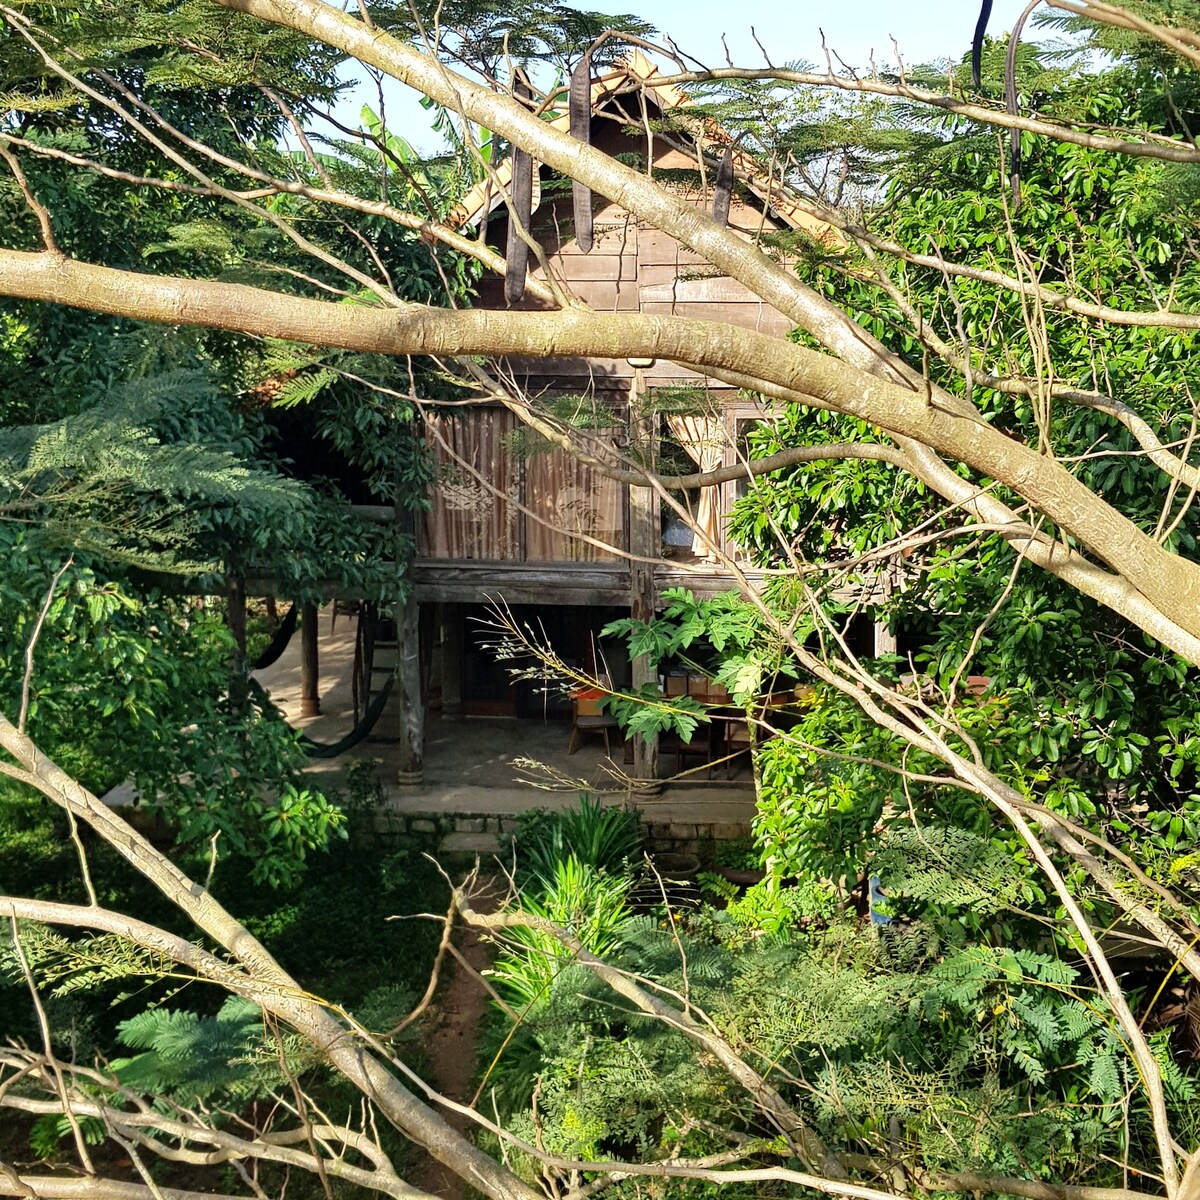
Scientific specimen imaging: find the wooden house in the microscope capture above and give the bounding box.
[383,51,838,782]
[250,54,866,784]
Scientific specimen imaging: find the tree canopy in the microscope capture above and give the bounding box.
[4,2,1200,1200]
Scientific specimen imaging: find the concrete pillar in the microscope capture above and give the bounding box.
[300,601,321,717]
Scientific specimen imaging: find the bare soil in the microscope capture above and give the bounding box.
[408,887,499,1200]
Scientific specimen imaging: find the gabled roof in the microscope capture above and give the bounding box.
[449,50,831,241]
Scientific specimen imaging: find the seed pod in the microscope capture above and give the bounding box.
[505,69,534,304]
[712,144,734,227]
[570,50,594,253]
[1005,0,1038,210]
[971,0,993,90]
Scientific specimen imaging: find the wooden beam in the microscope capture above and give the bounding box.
[411,560,632,607]
[349,503,399,523]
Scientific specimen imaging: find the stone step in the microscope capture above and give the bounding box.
[438,830,514,857]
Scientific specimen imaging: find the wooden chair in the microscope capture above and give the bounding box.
[569,712,619,756]
[568,681,619,756]
[721,718,754,780]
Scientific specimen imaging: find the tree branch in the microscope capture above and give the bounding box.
[3,245,1197,658]
[0,1176,255,1200]
[0,714,541,1200]
[641,67,1200,164]
[0,141,59,253]
[457,896,846,1177]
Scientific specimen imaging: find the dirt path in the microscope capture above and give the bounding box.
[408,887,498,1200]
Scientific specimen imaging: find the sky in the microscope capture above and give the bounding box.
[331,0,1038,153]
[575,0,1035,73]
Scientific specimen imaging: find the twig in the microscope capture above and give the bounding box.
[7,918,95,1174]
[0,140,58,252]
[383,897,456,1035]
[19,558,71,734]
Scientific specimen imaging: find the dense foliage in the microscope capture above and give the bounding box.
[4,1,1200,1198]
[478,796,1200,1196]
[561,41,1200,1193]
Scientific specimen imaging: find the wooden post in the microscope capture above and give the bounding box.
[396,600,424,784]
[395,474,424,786]
[440,603,464,719]
[628,370,660,790]
[300,601,321,717]
[227,575,247,665]
[873,563,897,658]
[227,574,247,714]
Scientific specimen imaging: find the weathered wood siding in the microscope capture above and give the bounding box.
[474,120,796,393]
[419,93,794,584]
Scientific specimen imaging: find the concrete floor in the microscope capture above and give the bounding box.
[253,605,756,825]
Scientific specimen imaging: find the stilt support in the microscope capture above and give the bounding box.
[300,601,321,718]
[629,375,660,791]
[440,603,464,720]
[396,600,424,785]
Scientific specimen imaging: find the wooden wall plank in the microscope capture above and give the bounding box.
[567,280,641,311]
[566,216,637,255]
[541,253,638,282]
[641,276,763,304]
[640,300,795,336]
[642,362,713,383]
[504,354,631,379]
[636,227,681,266]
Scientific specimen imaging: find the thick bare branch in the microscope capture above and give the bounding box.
[3,247,1199,660]
[0,1177,255,1200]
[0,1075,431,1200]
[19,0,1200,669]
[641,67,1200,164]
[0,713,540,1200]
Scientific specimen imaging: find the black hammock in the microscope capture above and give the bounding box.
[250,603,298,671]
[248,672,396,760]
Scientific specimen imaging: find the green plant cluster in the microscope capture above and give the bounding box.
[679,49,1200,913]
[482,812,1194,1194]
[490,798,643,1011]
[0,777,447,1160]
[0,533,345,886]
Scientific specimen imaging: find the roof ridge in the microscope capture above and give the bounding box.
[446,50,832,242]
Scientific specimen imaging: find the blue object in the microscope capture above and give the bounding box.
[868,875,892,926]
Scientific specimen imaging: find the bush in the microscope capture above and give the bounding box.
[490,855,633,1011]
[513,795,642,882]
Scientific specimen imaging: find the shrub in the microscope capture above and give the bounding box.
[490,855,632,1011]
[513,795,642,882]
